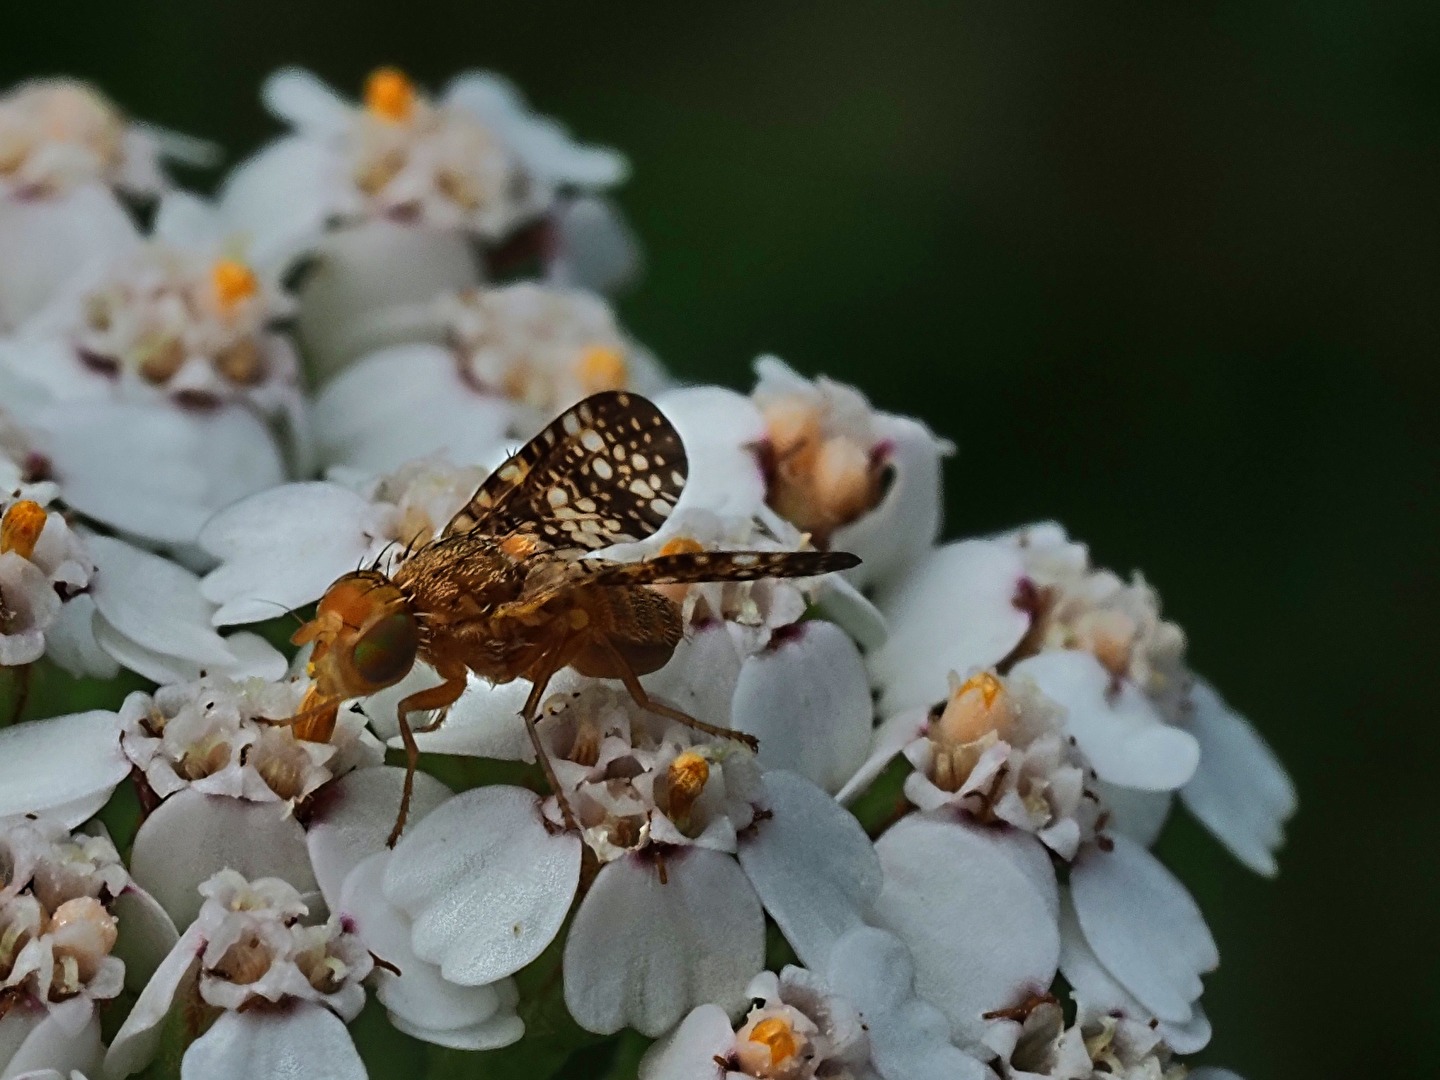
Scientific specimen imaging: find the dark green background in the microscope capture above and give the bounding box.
[5,4,1436,1077]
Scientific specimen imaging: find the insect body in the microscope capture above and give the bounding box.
[292,391,859,842]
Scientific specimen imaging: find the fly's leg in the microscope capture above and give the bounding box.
[596,636,759,751]
[389,663,467,847]
[520,667,581,834]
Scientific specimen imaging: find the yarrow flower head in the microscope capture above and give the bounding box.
[0,56,1287,1080]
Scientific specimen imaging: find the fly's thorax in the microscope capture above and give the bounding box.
[292,570,420,699]
[391,533,529,615]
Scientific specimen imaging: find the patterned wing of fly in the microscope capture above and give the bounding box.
[571,549,861,589]
[443,391,688,550]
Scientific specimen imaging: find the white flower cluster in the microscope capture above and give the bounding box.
[0,68,1295,1080]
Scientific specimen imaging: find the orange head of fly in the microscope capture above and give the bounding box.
[292,570,421,702]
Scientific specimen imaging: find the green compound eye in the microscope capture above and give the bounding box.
[350,612,420,690]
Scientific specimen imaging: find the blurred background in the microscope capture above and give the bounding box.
[5,3,1436,1076]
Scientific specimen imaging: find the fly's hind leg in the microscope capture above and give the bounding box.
[389,660,468,847]
[595,636,759,751]
[520,665,581,834]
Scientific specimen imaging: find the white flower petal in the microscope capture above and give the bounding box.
[199,482,376,625]
[88,535,259,668]
[0,710,126,824]
[38,402,283,546]
[261,68,353,136]
[128,790,318,929]
[1179,678,1296,877]
[655,387,768,524]
[831,413,950,592]
[1188,1070,1245,1080]
[150,191,223,248]
[217,136,336,271]
[296,222,480,381]
[637,1004,736,1080]
[870,540,1031,715]
[828,927,992,1080]
[835,708,928,805]
[1069,834,1217,1023]
[103,923,204,1079]
[0,185,139,330]
[313,343,511,473]
[731,622,872,794]
[42,595,119,679]
[339,851,522,1048]
[1058,892,1211,1054]
[443,73,629,189]
[385,786,581,985]
[1013,651,1200,791]
[307,766,453,908]
[738,771,880,969]
[872,815,1059,1051]
[563,850,765,1037]
[179,1003,365,1080]
[111,885,181,994]
[1093,782,1172,848]
[0,1003,103,1080]
[548,197,641,293]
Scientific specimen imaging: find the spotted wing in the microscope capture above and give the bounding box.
[444,391,687,550]
[502,548,861,612]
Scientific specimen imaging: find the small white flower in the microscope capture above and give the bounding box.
[119,674,381,929]
[0,79,209,332]
[0,79,171,201]
[313,282,669,473]
[1001,998,1194,1079]
[1,192,302,421]
[218,66,628,376]
[384,691,879,1038]
[105,870,372,1080]
[0,816,178,1080]
[656,358,949,592]
[222,66,625,260]
[866,523,1293,873]
[643,926,993,1080]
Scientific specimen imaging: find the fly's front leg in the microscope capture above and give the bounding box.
[389,661,468,847]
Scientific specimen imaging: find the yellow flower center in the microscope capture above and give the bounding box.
[0,500,47,560]
[934,670,1012,746]
[660,751,710,828]
[576,344,629,393]
[210,258,258,314]
[364,67,417,123]
[748,1016,799,1068]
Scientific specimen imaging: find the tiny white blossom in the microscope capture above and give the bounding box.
[105,870,372,1080]
[866,523,1294,873]
[119,674,381,929]
[643,926,994,1080]
[0,816,178,1080]
[312,282,668,473]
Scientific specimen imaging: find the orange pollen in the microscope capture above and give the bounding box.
[364,67,416,123]
[210,259,258,313]
[0,500,47,560]
[576,344,628,392]
[748,1017,799,1067]
[658,536,704,558]
[667,752,709,801]
[957,671,1003,709]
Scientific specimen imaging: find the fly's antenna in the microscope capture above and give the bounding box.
[250,598,306,627]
